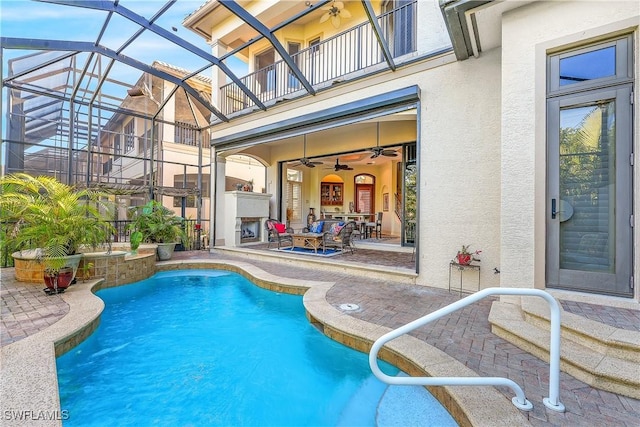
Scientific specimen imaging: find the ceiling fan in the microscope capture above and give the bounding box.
[319,1,351,28]
[369,122,398,159]
[329,158,353,171]
[291,135,323,168]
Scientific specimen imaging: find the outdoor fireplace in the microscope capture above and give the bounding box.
[240,217,261,243]
[223,191,271,247]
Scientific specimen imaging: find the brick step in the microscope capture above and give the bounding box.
[521,298,639,364]
[488,300,640,400]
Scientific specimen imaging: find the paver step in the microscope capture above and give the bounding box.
[488,301,640,400]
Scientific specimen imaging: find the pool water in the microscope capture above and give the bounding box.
[56,270,400,426]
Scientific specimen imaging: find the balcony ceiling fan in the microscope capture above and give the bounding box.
[328,158,353,171]
[320,1,351,28]
[291,135,323,168]
[369,122,398,159]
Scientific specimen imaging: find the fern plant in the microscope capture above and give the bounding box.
[127,200,186,244]
[1,173,115,272]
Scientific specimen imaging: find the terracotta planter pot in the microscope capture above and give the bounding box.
[44,267,74,293]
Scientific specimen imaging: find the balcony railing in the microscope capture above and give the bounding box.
[220,1,416,116]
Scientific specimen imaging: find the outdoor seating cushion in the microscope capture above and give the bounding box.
[309,221,324,233]
[329,221,345,235]
[274,223,287,233]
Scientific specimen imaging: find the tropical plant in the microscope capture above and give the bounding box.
[0,173,115,272]
[458,244,481,256]
[130,231,143,253]
[456,244,482,265]
[127,200,186,244]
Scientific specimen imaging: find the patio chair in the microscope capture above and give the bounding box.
[365,212,383,239]
[265,218,293,249]
[323,221,356,254]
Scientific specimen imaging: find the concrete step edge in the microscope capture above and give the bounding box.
[489,301,640,399]
[520,297,640,363]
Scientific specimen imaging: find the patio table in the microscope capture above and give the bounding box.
[291,232,325,253]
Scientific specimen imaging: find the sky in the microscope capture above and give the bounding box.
[0,0,249,167]
[0,0,247,81]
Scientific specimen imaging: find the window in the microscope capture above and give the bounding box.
[559,46,615,86]
[102,158,112,174]
[172,174,210,208]
[382,0,415,57]
[287,41,301,89]
[308,37,321,85]
[309,37,321,54]
[174,122,197,146]
[548,36,632,94]
[287,169,302,221]
[139,123,159,154]
[255,48,276,93]
[113,134,121,160]
[124,121,135,153]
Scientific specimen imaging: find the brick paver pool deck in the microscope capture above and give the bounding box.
[1,248,638,426]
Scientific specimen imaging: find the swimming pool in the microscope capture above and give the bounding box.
[56,270,401,426]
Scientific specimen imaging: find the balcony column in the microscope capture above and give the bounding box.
[212,152,227,246]
[210,40,230,110]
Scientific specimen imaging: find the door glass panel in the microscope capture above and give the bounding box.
[402,143,417,246]
[559,46,615,86]
[559,101,615,273]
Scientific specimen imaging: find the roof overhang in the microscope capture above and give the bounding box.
[439,0,535,60]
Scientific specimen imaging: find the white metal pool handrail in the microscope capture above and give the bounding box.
[369,287,566,412]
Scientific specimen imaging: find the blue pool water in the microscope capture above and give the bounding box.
[56,270,401,426]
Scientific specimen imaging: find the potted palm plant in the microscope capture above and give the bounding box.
[1,173,115,293]
[128,200,186,260]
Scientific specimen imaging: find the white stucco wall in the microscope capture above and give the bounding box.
[500,1,640,293]
[210,47,503,290]
[206,1,639,294]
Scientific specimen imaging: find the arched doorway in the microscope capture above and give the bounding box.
[354,174,375,220]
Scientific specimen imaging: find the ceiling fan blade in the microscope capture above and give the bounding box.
[382,150,398,157]
[310,161,323,165]
[319,12,331,23]
[331,15,340,28]
[341,8,351,18]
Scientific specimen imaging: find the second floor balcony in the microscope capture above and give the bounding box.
[219,1,417,116]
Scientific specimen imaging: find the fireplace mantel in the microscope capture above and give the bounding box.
[223,191,271,246]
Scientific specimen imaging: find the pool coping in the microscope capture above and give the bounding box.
[0,259,528,427]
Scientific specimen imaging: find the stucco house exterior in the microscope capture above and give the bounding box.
[185,0,639,304]
[90,61,267,236]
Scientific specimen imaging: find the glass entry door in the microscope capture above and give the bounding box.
[546,86,633,296]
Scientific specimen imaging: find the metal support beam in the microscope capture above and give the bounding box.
[361,0,396,71]
[219,0,331,62]
[35,0,266,111]
[218,0,315,95]
[1,37,229,123]
[3,51,77,84]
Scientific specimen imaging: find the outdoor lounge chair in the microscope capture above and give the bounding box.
[265,218,293,249]
[323,221,356,254]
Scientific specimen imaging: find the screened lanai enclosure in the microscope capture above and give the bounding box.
[2,0,419,259]
[2,1,237,252]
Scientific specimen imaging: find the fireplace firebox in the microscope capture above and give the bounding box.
[240,217,261,243]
